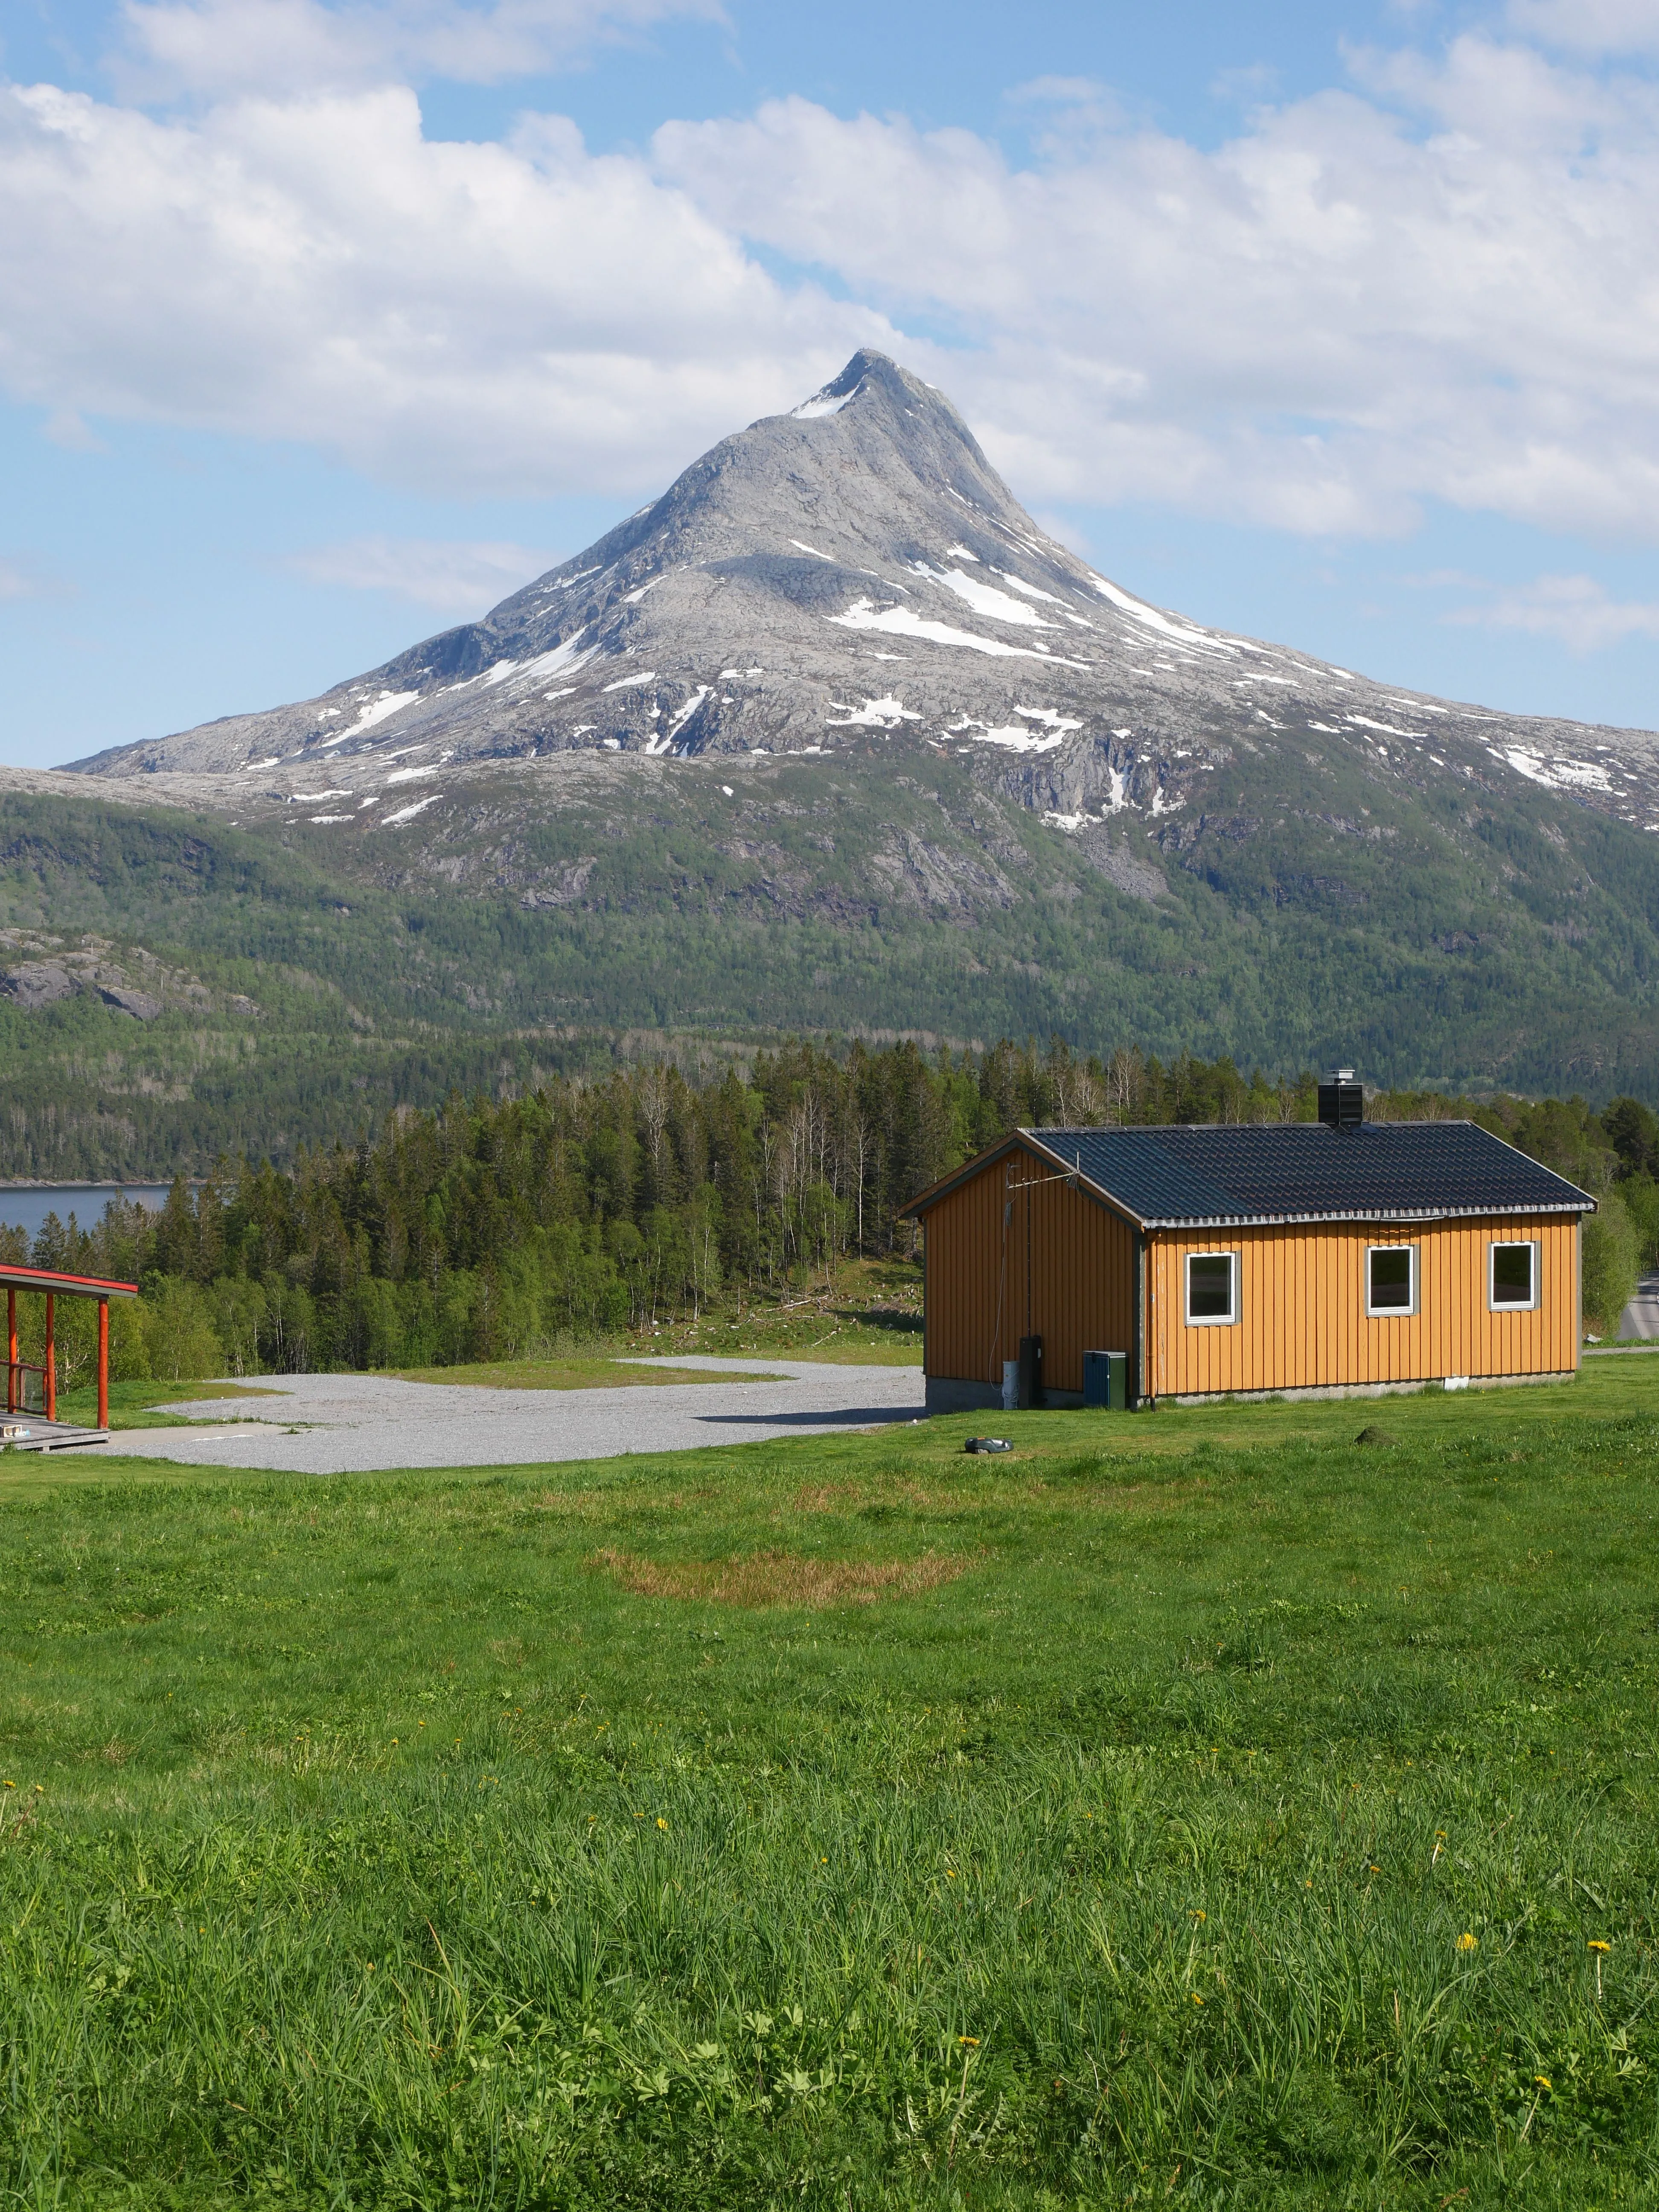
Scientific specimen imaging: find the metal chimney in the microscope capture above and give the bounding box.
[1317,1067,1364,1130]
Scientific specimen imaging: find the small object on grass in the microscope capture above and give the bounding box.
[1589,1938,1611,2000]
[964,1437,1011,1455]
[1355,1424,1399,1446]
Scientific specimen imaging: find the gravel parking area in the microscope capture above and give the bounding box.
[79,1358,927,1476]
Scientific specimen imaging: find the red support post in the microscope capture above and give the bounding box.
[45,1292,55,1423]
[98,1299,110,1431]
[6,1286,14,1414]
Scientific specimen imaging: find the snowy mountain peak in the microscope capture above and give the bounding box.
[64,352,1659,842]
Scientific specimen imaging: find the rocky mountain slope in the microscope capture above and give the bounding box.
[3,348,1656,1176]
[68,349,1659,843]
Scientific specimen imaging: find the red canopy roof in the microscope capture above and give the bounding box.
[0,1263,139,1300]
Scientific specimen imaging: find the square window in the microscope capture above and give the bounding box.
[1367,1246,1416,1316]
[1186,1252,1237,1324]
[1490,1241,1537,1310]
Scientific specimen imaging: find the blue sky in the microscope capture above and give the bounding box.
[2,0,1658,765]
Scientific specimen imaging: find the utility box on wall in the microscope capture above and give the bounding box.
[1017,1334,1044,1409]
[1083,1349,1129,1410]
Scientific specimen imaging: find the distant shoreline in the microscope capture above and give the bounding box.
[0,1180,196,1190]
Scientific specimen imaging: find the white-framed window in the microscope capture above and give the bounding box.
[1489,1239,1540,1312]
[1366,1244,1418,1317]
[1185,1250,1239,1326]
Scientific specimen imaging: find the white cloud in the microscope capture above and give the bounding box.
[43,407,104,450]
[653,43,1659,538]
[0,80,885,495]
[116,0,724,97]
[3,25,1659,549]
[1447,573,1659,651]
[1505,0,1659,55]
[0,558,40,601]
[286,533,556,611]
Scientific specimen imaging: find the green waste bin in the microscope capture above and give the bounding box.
[1083,1350,1129,1411]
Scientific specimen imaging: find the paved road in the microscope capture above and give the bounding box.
[1617,1273,1659,1342]
[78,1358,927,1476]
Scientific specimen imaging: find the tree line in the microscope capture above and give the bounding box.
[3,1038,1653,1382]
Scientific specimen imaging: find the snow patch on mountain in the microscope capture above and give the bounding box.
[912,563,1057,629]
[827,696,923,729]
[1498,747,1614,793]
[338,690,419,736]
[829,600,1090,667]
[379,792,443,826]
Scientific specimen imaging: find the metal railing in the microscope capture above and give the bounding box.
[5,1362,47,1417]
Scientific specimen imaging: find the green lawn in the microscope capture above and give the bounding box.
[3,1368,1659,2206]
[385,1357,789,1391]
[50,1380,291,1432]
[629,1255,926,1367]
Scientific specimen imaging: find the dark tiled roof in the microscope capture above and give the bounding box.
[1013,1121,1595,1228]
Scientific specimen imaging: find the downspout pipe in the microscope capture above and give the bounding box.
[1132,1229,1145,1409]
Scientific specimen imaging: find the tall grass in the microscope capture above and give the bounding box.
[3,1370,1659,2205]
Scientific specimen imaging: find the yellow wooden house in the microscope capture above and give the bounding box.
[903,1076,1595,1411]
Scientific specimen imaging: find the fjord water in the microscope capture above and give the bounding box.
[0,1184,170,1243]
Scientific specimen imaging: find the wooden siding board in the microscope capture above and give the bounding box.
[929,1193,1582,1401]
[923,1147,1137,1389]
[1151,1215,1577,1396]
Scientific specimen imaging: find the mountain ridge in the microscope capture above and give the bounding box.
[3,346,1657,1162]
[65,349,1659,844]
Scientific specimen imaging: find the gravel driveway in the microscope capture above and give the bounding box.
[80,1358,928,1476]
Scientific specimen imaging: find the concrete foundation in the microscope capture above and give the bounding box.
[924,1378,1093,1414]
[1162,1368,1578,1408]
[1,1419,111,1452]
[923,1376,1004,1415]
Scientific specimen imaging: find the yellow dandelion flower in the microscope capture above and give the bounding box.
[1191,1993,1204,2005]
[1588,1939,1611,1953]
[1535,2076,1551,2090]
[1190,1909,1206,1921]
[958,2034,979,2046]
[1456,1933,1478,1952]
[656,1818,668,1831]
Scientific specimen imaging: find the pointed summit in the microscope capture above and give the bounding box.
[66,353,1659,851]
[775,348,995,480]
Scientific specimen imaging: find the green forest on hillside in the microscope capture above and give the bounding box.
[10,742,1659,1183]
[5,1039,1655,1385]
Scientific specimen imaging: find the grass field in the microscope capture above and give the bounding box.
[3,1364,1658,2207]
[386,1358,792,1392]
[50,1381,292,1432]
[637,1256,926,1367]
